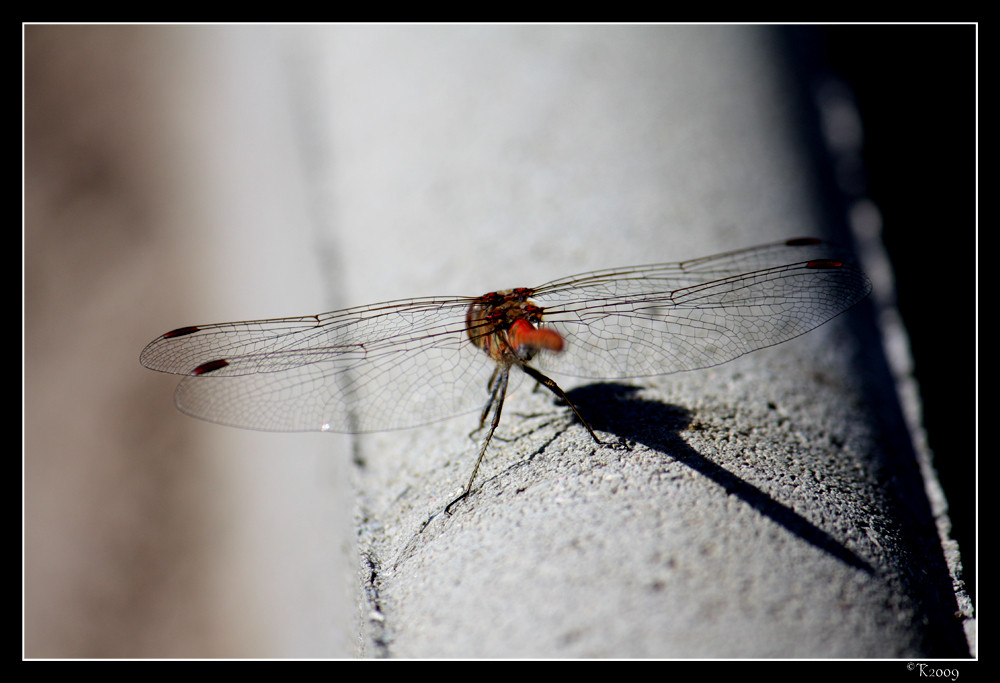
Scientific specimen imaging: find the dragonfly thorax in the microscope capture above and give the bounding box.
[465,288,564,365]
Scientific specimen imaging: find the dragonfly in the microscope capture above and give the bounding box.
[140,237,871,511]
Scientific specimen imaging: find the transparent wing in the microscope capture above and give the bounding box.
[141,238,870,433]
[532,238,871,378]
[140,297,520,432]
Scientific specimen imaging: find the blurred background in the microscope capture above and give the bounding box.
[24,25,975,657]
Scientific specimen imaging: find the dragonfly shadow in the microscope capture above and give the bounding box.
[563,382,875,575]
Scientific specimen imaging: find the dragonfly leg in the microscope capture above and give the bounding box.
[519,364,603,446]
[447,367,510,514]
[472,367,502,434]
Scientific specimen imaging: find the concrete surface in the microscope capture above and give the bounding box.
[300,27,970,657]
[25,25,972,658]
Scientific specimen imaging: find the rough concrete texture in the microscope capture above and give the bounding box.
[297,27,970,657]
[26,25,970,658]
